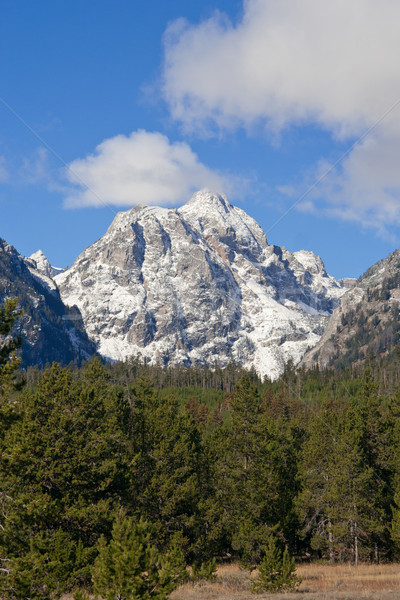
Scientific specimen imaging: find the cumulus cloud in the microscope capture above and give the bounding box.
[298,127,400,233]
[64,130,233,208]
[162,0,400,230]
[163,0,400,134]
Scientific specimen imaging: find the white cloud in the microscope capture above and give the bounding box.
[163,0,400,135]
[302,128,400,233]
[64,130,233,208]
[162,0,400,230]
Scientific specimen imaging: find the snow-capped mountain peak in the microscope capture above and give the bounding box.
[179,190,268,259]
[28,250,64,278]
[55,191,347,379]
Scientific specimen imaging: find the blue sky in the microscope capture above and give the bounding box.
[2,0,400,279]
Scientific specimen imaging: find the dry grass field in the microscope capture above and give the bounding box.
[170,562,400,600]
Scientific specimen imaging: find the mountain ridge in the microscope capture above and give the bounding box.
[0,239,95,367]
[300,248,400,370]
[55,190,346,379]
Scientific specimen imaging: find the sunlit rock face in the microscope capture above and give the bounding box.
[301,248,400,371]
[55,190,345,380]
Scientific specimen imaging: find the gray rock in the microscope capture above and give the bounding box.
[55,190,346,379]
[0,239,96,367]
[300,249,400,370]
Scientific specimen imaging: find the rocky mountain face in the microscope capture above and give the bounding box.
[0,239,96,367]
[300,249,400,370]
[28,249,64,278]
[55,191,346,379]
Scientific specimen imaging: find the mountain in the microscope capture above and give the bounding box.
[55,190,346,379]
[27,249,64,278]
[300,249,400,370]
[0,239,96,367]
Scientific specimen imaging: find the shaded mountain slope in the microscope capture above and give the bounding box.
[0,239,96,367]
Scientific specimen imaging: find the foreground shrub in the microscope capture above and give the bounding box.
[251,537,301,594]
[190,558,217,582]
[92,511,187,600]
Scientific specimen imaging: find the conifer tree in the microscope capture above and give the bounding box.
[343,388,389,563]
[134,392,204,559]
[297,394,388,563]
[388,384,400,551]
[296,401,342,562]
[0,298,22,366]
[230,374,261,471]
[92,511,186,600]
[215,375,294,565]
[0,297,23,426]
[250,536,301,594]
[0,360,132,597]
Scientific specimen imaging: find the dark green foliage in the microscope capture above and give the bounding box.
[0,297,23,393]
[296,370,393,563]
[130,380,206,561]
[112,355,254,393]
[0,298,24,443]
[0,359,132,598]
[190,558,217,582]
[209,376,297,567]
[250,537,301,594]
[92,511,187,600]
[3,338,400,595]
[388,384,400,550]
[0,297,23,339]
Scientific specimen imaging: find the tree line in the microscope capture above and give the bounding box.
[2,299,400,597]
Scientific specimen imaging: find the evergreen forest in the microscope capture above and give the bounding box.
[2,299,400,598]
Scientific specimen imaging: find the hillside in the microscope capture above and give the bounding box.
[301,249,400,370]
[0,239,95,367]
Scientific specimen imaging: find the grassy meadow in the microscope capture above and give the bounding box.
[170,562,400,600]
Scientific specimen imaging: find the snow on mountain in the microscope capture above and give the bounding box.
[0,239,95,367]
[300,249,400,371]
[55,190,346,379]
[28,250,64,278]
[24,251,59,295]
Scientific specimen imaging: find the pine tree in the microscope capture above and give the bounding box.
[0,297,22,366]
[297,393,388,563]
[190,557,217,582]
[0,360,132,597]
[296,401,342,562]
[134,392,204,559]
[342,391,389,563]
[0,297,23,429]
[388,384,400,552]
[250,536,301,594]
[92,511,186,600]
[214,375,295,566]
